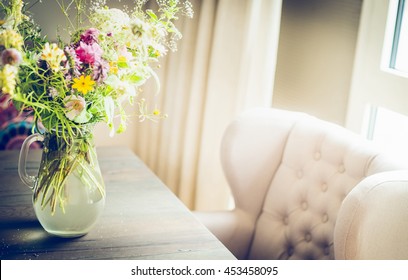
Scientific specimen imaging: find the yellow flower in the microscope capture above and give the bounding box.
[0,64,18,96]
[12,0,26,25]
[118,55,127,63]
[41,43,67,72]
[72,75,95,95]
[153,108,161,116]
[0,29,23,50]
[109,61,118,74]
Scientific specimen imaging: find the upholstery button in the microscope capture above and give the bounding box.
[321,183,328,192]
[283,216,289,225]
[322,213,329,223]
[314,152,321,160]
[338,164,345,173]
[305,233,312,242]
[297,170,303,179]
[287,247,294,257]
[301,201,308,210]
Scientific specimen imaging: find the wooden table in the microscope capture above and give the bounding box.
[0,147,235,260]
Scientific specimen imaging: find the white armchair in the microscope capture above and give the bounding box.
[335,170,408,259]
[195,108,408,259]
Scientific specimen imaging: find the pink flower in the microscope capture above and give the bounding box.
[64,95,86,121]
[75,41,103,65]
[80,28,100,44]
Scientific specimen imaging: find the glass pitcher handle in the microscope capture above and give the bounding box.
[18,133,44,189]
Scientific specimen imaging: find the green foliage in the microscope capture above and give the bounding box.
[1,0,193,143]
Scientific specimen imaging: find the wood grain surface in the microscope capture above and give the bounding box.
[0,147,235,260]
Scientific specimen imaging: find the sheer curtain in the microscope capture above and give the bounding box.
[97,0,282,210]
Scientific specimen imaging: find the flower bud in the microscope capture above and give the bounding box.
[1,48,22,66]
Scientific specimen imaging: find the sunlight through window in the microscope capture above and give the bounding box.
[382,0,408,76]
[365,106,408,162]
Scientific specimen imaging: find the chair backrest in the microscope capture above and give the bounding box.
[221,108,402,259]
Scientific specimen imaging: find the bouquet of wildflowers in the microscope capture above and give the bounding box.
[0,0,192,213]
[0,0,193,140]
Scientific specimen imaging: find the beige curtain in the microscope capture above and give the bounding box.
[96,0,282,210]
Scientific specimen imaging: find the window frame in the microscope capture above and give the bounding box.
[381,0,408,77]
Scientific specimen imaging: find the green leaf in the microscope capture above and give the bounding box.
[127,74,143,84]
[73,109,92,124]
[117,61,128,68]
[146,9,158,21]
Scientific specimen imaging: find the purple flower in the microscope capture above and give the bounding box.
[64,46,82,77]
[92,59,110,83]
[75,41,103,65]
[1,48,22,66]
[80,28,100,45]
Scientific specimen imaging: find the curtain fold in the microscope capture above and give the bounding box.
[194,0,283,210]
[96,0,283,211]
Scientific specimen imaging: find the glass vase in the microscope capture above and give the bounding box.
[18,128,105,238]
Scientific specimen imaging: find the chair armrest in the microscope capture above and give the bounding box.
[194,209,255,259]
[334,170,408,259]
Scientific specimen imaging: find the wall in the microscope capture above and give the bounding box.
[346,0,408,133]
[272,0,363,126]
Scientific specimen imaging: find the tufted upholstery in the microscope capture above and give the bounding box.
[195,108,407,260]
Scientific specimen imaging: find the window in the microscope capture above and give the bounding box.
[360,0,408,162]
[364,105,408,162]
[382,0,408,76]
[348,0,408,163]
